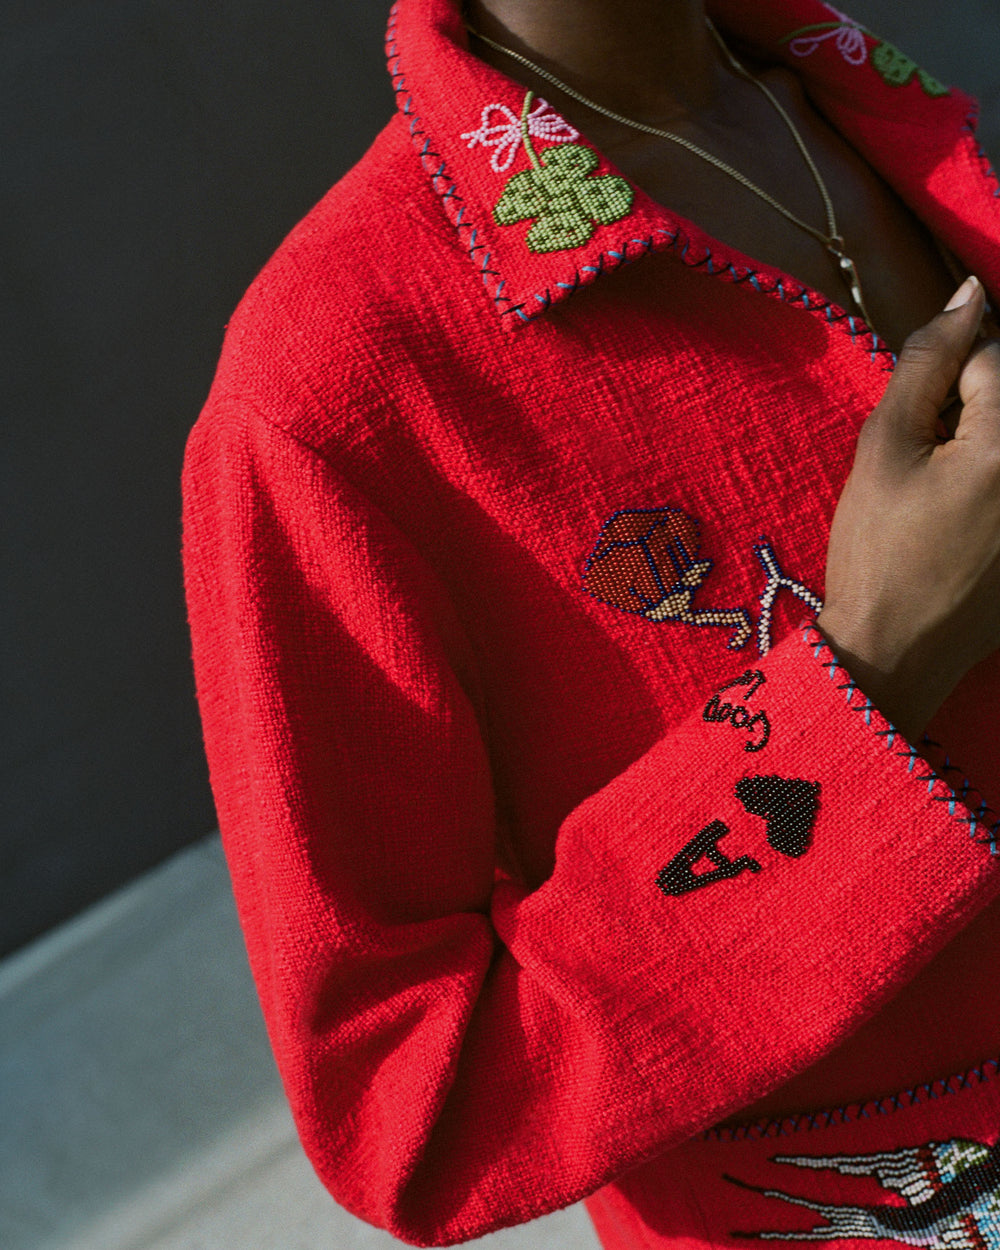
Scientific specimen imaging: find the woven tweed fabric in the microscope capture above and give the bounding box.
[587,1058,1000,1248]
[181,0,1000,1245]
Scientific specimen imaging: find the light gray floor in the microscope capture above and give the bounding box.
[0,836,601,1250]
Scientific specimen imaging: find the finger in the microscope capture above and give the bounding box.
[876,276,986,446]
[953,337,1000,441]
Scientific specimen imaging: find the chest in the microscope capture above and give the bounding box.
[582,75,960,354]
[369,198,1000,888]
[394,263,892,874]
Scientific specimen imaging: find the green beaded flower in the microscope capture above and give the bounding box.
[492,92,634,254]
[870,41,949,96]
[780,22,949,99]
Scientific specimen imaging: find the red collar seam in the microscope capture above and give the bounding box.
[387,0,934,366]
[387,3,519,324]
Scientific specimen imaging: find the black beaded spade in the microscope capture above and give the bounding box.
[734,775,821,859]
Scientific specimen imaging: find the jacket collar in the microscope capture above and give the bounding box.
[386,0,998,330]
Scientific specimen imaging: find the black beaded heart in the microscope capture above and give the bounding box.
[734,775,821,858]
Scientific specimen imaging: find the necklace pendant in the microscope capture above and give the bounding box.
[827,239,875,329]
[470,15,884,339]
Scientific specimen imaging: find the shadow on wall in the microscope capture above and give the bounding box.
[3,0,395,957]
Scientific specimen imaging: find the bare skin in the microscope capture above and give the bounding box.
[464,2,1000,1121]
[817,281,1000,740]
[463,0,959,351]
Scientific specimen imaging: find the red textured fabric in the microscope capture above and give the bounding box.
[181,0,1000,1245]
[587,1060,1000,1246]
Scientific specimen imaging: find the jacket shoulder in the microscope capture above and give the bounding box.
[196,113,464,451]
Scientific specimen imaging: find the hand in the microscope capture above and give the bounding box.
[815,275,1000,743]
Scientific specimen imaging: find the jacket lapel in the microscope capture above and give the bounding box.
[389,0,1000,325]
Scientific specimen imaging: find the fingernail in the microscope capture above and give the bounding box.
[945,274,980,311]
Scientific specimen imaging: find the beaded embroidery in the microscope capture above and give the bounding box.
[656,820,763,897]
[582,507,753,650]
[492,92,634,254]
[754,537,823,657]
[784,5,867,65]
[583,517,821,655]
[703,670,772,753]
[656,773,820,898]
[461,97,579,174]
[735,774,821,859]
[782,7,950,98]
[389,4,954,330]
[725,1138,1000,1245]
[871,43,950,97]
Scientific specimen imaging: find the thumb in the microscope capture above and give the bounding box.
[876,275,986,447]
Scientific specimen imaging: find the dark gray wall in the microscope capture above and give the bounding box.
[3,0,998,956]
[852,0,1000,151]
[3,2,394,954]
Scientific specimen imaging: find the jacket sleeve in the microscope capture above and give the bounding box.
[181,393,1000,1249]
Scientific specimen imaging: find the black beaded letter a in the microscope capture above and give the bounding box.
[656,820,763,897]
[656,775,821,899]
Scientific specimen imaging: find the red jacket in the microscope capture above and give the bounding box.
[181,0,1000,1244]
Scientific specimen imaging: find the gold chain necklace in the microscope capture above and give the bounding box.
[463,14,876,329]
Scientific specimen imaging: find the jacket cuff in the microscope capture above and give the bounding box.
[501,619,1000,1143]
